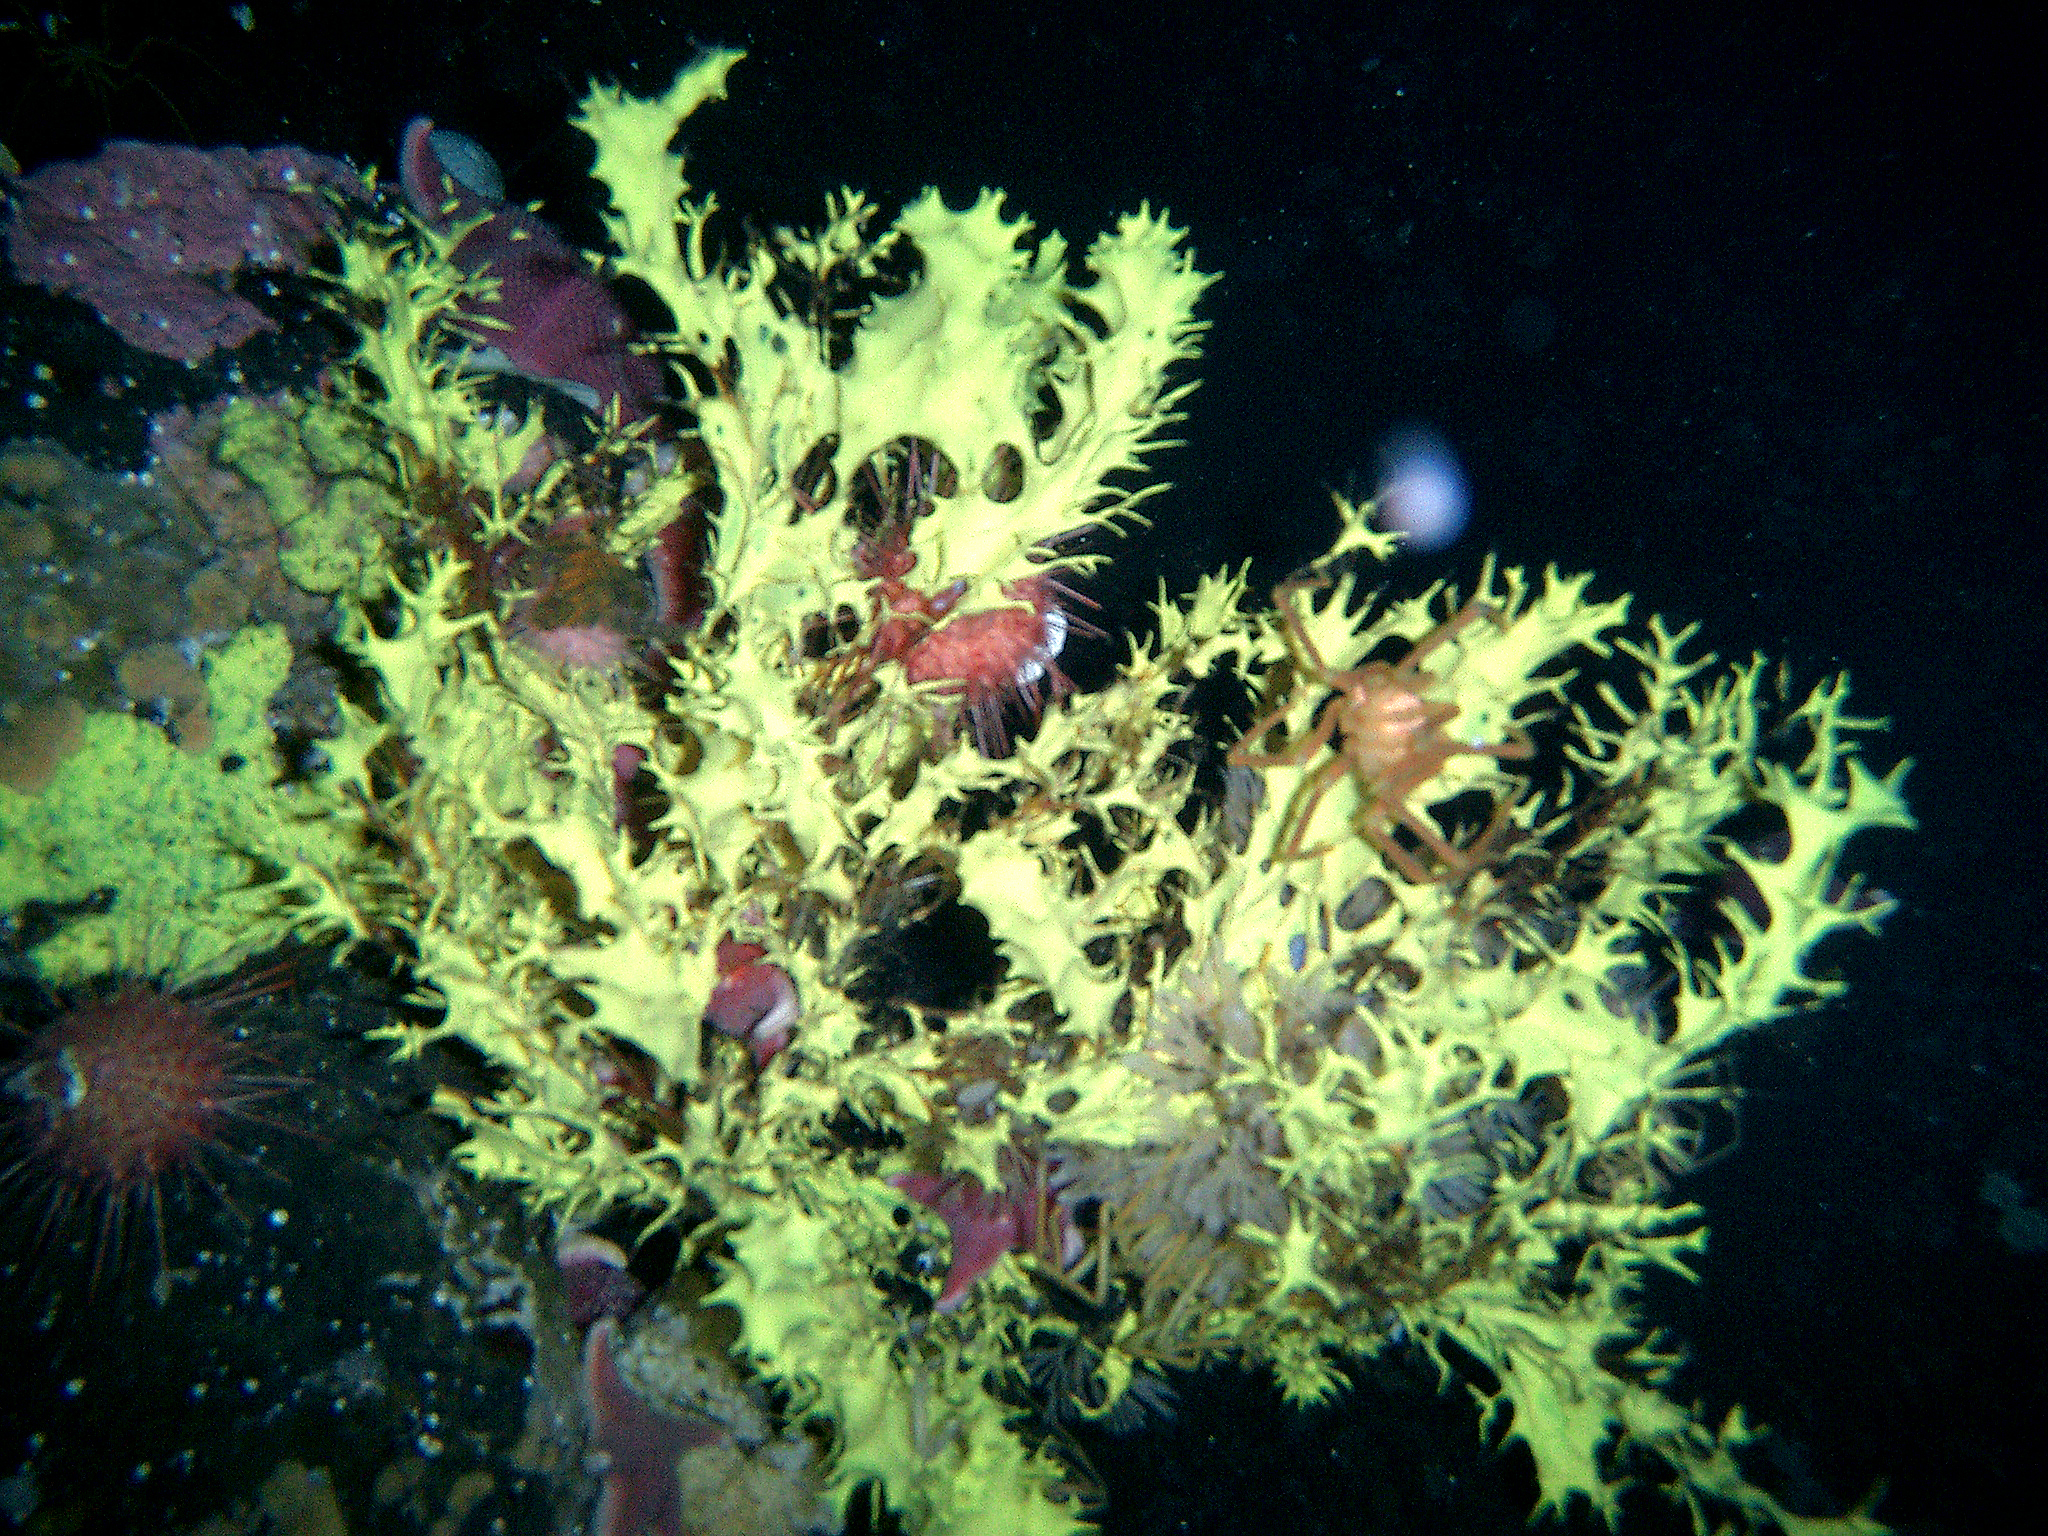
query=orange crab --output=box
[1229,576,1531,881]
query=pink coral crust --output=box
[4,141,365,362]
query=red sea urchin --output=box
[900,575,1085,755]
[1,972,288,1286]
[841,438,1102,754]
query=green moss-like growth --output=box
[0,625,295,984]
[213,391,399,597]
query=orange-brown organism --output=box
[1229,576,1531,881]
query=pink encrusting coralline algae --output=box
[3,140,366,362]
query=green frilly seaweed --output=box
[0,47,1911,1536]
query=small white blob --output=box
[1375,428,1469,552]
